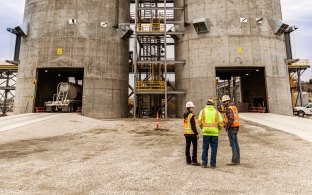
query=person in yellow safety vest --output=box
[183,101,201,166]
[198,98,223,169]
[222,95,241,166]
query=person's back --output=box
[198,99,223,168]
[199,105,223,137]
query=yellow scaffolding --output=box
[137,18,165,32]
[136,81,165,91]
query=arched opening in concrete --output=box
[216,67,268,113]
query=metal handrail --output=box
[136,81,165,91]
[137,23,165,32]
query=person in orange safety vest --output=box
[222,95,241,166]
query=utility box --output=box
[120,25,134,40]
[274,20,289,35]
[192,18,209,34]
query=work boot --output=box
[226,162,239,166]
[210,165,217,169]
[201,164,208,168]
[186,162,192,165]
[192,162,201,166]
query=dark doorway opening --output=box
[216,67,268,113]
[35,68,84,112]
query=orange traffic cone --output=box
[155,112,160,130]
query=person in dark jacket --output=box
[183,101,201,166]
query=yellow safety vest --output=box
[199,106,222,136]
[183,113,195,135]
[201,109,219,128]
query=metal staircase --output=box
[131,0,186,118]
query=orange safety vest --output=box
[201,109,219,128]
[224,106,240,127]
[183,113,195,135]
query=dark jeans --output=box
[201,136,219,167]
[227,128,240,164]
[185,136,198,163]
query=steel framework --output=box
[0,63,17,115]
[131,0,186,118]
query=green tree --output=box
[310,79,312,84]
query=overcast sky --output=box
[0,0,311,81]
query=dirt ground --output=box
[0,117,312,194]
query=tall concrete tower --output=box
[15,0,130,118]
[175,0,293,116]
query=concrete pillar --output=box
[175,0,292,116]
[15,0,130,118]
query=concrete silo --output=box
[175,0,293,116]
[15,0,130,118]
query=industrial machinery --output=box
[45,82,82,112]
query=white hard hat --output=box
[186,101,195,108]
[222,95,231,102]
[207,98,214,104]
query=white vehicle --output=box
[294,103,312,117]
[45,82,82,112]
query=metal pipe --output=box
[14,35,21,62]
[2,71,10,114]
[298,70,303,106]
[284,33,293,60]
[184,0,189,26]
[113,0,120,28]
[164,0,168,118]
[133,0,139,119]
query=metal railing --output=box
[136,81,165,91]
[137,23,165,32]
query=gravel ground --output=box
[0,117,312,194]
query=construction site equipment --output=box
[155,112,160,130]
[249,107,266,113]
[45,82,82,112]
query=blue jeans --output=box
[201,136,218,167]
[227,128,240,163]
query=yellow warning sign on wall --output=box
[56,48,63,55]
[237,47,244,54]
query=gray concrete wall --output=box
[15,0,130,118]
[175,0,292,116]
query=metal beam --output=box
[133,0,139,119]
[164,0,168,118]
[138,7,184,10]
[137,31,185,36]
[137,60,185,64]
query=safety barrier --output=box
[136,81,165,91]
[35,107,45,113]
[137,23,165,32]
[249,107,266,113]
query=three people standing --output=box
[183,95,241,168]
